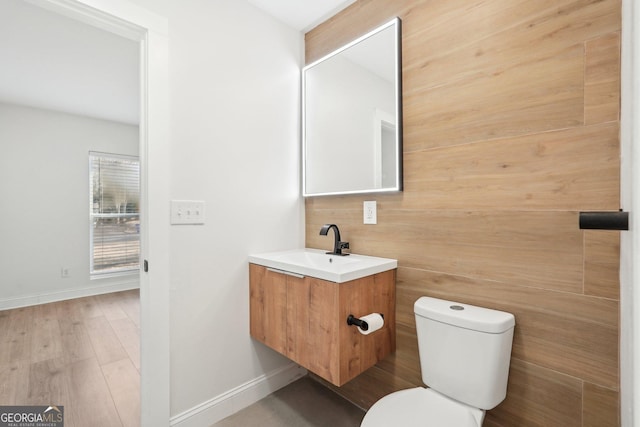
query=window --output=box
[89,152,140,277]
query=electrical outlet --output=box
[61,267,70,278]
[171,200,206,225]
[363,201,377,224]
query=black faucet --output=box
[319,224,350,256]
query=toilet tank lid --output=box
[414,297,515,334]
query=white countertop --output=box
[248,248,397,283]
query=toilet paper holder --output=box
[347,313,383,331]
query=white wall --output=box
[124,0,168,18]
[167,0,305,421]
[0,102,139,308]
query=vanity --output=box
[249,249,397,386]
[249,16,403,387]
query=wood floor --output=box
[0,289,140,427]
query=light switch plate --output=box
[364,201,377,224]
[171,200,205,225]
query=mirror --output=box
[302,18,402,197]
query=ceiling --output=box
[0,0,354,126]
[0,0,139,125]
[247,0,355,32]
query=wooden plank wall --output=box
[304,0,622,425]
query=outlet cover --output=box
[364,201,377,224]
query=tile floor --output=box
[212,376,365,427]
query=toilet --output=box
[361,296,515,427]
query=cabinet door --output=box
[287,276,339,384]
[249,264,287,354]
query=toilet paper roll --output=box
[358,313,384,335]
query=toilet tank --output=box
[414,297,515,410]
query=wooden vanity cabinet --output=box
[249,263,396,386]
[248,264,290,355]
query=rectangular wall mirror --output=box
[302,17,403,197]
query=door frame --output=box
[26,0,171,425]
[621,0,638,425]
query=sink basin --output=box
[248,248,397,283]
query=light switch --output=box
[171,200,205,225]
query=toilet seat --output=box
[361,387,483,427]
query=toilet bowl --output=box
[361,297,515,427]
[361,387,484,427]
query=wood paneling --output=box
[403,43,584,150]
[403,124,620,210]
[585,32,621,125]
[375,323,421,386]
[583,382,620,427]
[585,230,621,299]
[310,210,585,292]
[305,0,621,424]
[402,0,620,94]
[487,358,583,427]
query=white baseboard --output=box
[170,363,307,427]
[0,279,140,310]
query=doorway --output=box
[0,0,169,425]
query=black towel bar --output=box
[579,211,629,231]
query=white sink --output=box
[248,248,397,283]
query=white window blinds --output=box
[89,152,140,276]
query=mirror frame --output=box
[302,17,403,197]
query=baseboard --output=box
[0,279,140,310]
[169,363,307,427]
